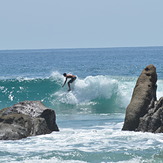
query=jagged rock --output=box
[0,101,59,140]
[122,64,157,131]
[136,97,163,133]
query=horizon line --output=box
[0,45,163,52]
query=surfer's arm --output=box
[62,78,67,87]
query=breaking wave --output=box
[0,71,162,114]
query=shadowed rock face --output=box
[136,97,163,133]
[122,64,157,131]
[0,101,59,140]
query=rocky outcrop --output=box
[0,101,59,140]
[136,97,163,133]
[122,64,157,131]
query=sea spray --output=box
[157,80,163,100]
[48,73,137,113]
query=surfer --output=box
[62,73,77,91]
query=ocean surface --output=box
[0,46,163,163]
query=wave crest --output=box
[1,72,162,114]
[51,74,136,113]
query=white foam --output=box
[1,123,162,161]
[51,71,64,85]
[11,158,86,163]
[54,91,78,104]
[52,75,136,108]
[50,74,163,112]
[74,76,118,101]
[157,80,163,100]
[8,91,14,101]
[0,114,163,162]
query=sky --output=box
[0,0,163,50]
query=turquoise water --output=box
[0,47,163,162]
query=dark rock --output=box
[136,97,163,133]
[122,64,157,131]
[0,101,59,140]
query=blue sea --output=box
[0,47,163,163]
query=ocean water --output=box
[0,46,163,163]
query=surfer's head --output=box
[63,73,67,77]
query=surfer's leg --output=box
[68,77,76,91]
[68,82,71,91]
